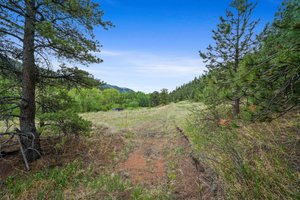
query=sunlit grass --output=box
[81,101,195,132]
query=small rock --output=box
[121,171,130,179]
[144,148,152,157]
[147,132,156,137]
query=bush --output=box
[39,110,91,136]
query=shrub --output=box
[39,110,91,136]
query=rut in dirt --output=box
[118,132,167,185]
[117,127,214,199]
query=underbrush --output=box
[186,106,299,199]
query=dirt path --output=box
[1,103,214,199]
[118,133,167,185]
[104,104,214,199]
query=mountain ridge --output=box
[102,84,134,93]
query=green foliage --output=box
[170,77,204,102]
[68,87,151,112]
[128,91,151,107]
[159,88,169,105]
[39,110,92,136]
[0,76,20,121]
[1,160,81,199]
[0,0,111,155]
[102,84,134,93]
[68,87,103,112]
[0,0,112,66]
[150,91,160,107]
[37,87,74,114]
[175,3,300,198]
[36,86,92,136]
[171,0,300,121]
[238,0,300,120]
[148,89,172,106]
[199,0,259,116]
[102,88,122,107]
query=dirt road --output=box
[1,102,213,199]
[83,102,213,199]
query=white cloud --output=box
[39,49,205,92]
[99,50,125,57]
[97,49,206,77]
[84,49,206,92]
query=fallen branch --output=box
[0,130,39,171]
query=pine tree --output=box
[159,88,169,105]
[0,0,111,161]
[241,0,300,120]
[150,91,160,107]
[200,0,259,116]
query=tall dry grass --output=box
[186,106,299,199]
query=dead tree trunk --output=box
[20,0,41,162]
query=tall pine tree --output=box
[200,0,259,116]
[0,0,111,161]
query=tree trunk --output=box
[20,0,41,162]
[232,11,241,117]
[233,98,240,117]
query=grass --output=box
[1,158,173,199]
[81,101,193,130]
[185,105,300,199]
[3,101,296,199]
[1,102,194,199]
[2,160,81,199]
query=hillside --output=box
[102,84,134,93]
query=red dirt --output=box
[118,137,166,185]
[116,125,216,198]
[117,130,214,199]
[119,150,165,184]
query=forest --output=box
[0,0,299,199]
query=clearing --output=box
[0,102,213,199]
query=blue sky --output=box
[86,0,282,93]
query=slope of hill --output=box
[102,84,134,93]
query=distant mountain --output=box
[102,84,134,93]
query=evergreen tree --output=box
[150,91,160,107]
[200,0,259,116]
[159,88,169,105]
[169,76,205,102]
[0,0,111,161]
[241,0,300,120]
